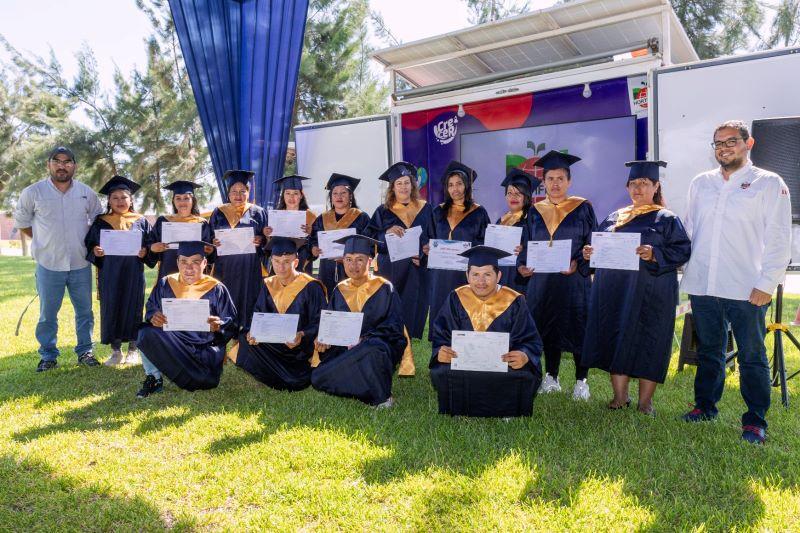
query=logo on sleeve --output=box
[740,182,751,189]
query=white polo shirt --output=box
[13,178,103,271]
[681,161,792,301]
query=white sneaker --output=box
[539,373,561,393]
[104,349,124,366]
[572,379,591,401]
[124,348,141,366]
[375,397,395,410]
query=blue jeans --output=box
[140,353,162,379]
[35,264,94,361]
[689,295,771,429]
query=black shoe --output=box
[36,359,58,372]
[681,407,717,422]
[136,375,164,398]
[741,425,766,444]
[77,352,100,367]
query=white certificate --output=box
[317,228,357,259]
[317,310,364,347]
[450,330,510,372]
[161,222,201,249]
[250,312,300,343]
[162,298,210,332]
[590,232,641,271]
[484,224,522,266]
[427,239,471,271]
[526,239,572,273]
[215,227,255,256]
[267,209,307,238]
[385,226,422,262]
[99,229,142,256]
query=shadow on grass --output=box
[0,453,194,531]
[2,347,798,530]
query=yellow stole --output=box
[166,273,219,299]
[264,273,319,313]
[305,209,317,227]
[442,203,480,239]
[533,197,586,242]
[217,202,253,228]
[455,285,520,332]
[613,204,662,230]
[322,208,362,231]
[100,212,143,230]
[499,210,524,226]
[166,214,206,224]
[336,275,386,312]
[390,200,426,228]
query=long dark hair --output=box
[506,182,532,220]
[172,195,200,215]
[327,186,358,210]
[440,172,473,221]
[104,190,135,214]
[277,188,310,210]
[652,180,665,206]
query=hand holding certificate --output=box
[450,330,509,372]
[427,239,471,271]
[317,310,363,346]
[267,210,307,238]
[162,298,210,332]
[589,232,641,270]
[161,222,201,248]
[526,239,572,273]
[215,227,256,256]
[484,225,522,266]
[100,229,143,256]
[317,228,357,259]
[385,226,422,262]
[250,313,300,343]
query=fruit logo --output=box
[632,86,648,110]
[506,141,564,200]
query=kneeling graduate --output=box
[230,237,326,390]
[136,241,238,398]
[311,234,407,408]
[430,246,543,417]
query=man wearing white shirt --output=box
[681,121,792,444]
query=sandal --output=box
[608,398,632,410]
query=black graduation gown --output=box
[430,286,543,417]
[84,214,152,345]
[308,208,371,295]
[311,276,407,405]
[494,212,528,293]
[209,203,268,330]
[519,200,597,355]
[429,204,491,339]
[581,208,691,383]
[232,273,326,391]
[137,275,238,391]
[367,201,435,338]
[147,215,215,279]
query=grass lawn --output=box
[1,255,800,531]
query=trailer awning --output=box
[372,0,697,94]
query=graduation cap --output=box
[48,146,76,162]
[223,169,255,190]
[99,175,141,195]
[501,168,540,191]
[442,160,477,183]
[533,150,582,172]
[176,240,214,258]
[274,175,309,191]
[164,180,201,195]
[326,173,360,191]
[379,162,417,183]
[268,237,304,256]
[459,245,511,268]
[625,160,668,182]
[332,234,378,257]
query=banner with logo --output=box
[400,75,648,222]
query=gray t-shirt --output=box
[13,178,103,271]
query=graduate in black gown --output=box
[147,180,214,280]
[209,170,268,330]
[517,151,597,400]
[430,246,543,417]
[308,174,371,295]
[263,176,317,275]
[429,161,491,339]
[311,235,408,407]
[85,176,152,367]
[230,238,326,391]
[495,168,538,293]
[581,161,691,415]
[136,241,238,398]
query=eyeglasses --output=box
[711,137,743,149]
[50,159,75,167]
